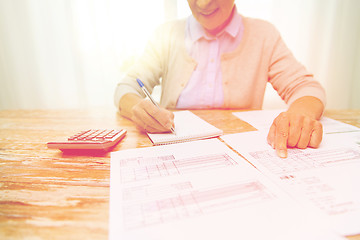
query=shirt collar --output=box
[188,6,242,42]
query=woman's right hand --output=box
[131,98,175,133]
[119,93,175,133]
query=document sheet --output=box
[221,131,360,236]
[109,139,343,240]
[233,109,360,134]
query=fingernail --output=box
[278,149,287,158]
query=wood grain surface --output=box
[1,108,359,240]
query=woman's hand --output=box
[131,99,175,133]
[267,96,325,158]
[119,93,175,133]
[267,111,323,158]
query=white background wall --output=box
[0,0,359,110]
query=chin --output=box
[200,21,219,31]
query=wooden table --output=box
[1,108,359,240]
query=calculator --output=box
[47,129,127,152]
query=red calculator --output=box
[47,129,127,152]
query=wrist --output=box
[119,93,143,119]
[287,96,324,120]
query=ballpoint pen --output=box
[136,78,176,134]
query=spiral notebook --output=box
[147,110,223,145]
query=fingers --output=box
[294,116,323,149]
[296,117,314,149]
[145,104,174,131]
[287,115,302,148]
[309,121,323,148]
[267,113,289,158]
[267,112,323,158]
[131,99,175,133]
[267,124,276,148]
[274,112,290,158]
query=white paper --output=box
[233,109,283,131]
[221,131,360,236]
[109,139,344,240]
[233,109,360,134]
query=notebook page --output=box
[147,111,223,145]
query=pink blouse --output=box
[176,9,244,109]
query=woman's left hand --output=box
[267,111,323,158]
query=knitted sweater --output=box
[114,17,326,110]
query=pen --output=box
[136,78,176,134]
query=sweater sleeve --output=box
[267,25,326,107]
[114,24,167,109]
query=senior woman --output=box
[114,0,325,158]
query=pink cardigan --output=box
[114,17,326,110]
